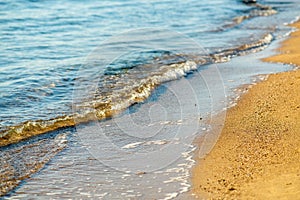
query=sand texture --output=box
[192,21,300,199]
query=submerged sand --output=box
[192,21,300,199]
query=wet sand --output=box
[192,21,300,199]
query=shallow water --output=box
[1,0,300,199]
[2,42,294,199]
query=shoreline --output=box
[192,21,300,199]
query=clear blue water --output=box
[1,0,299,130]
[0,0,300,199]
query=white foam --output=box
[121,142,144,149]
[162,192,179,200]
[121,140,168,149]
[144,140,168,145]
[163,176,185,184]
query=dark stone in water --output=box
[242,0,257,4]
[136,171,146,175]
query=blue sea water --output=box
[0,0,300,199]
[1,0,299,130]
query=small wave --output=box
[121,140,168,149]
[216,1,277,31]
[0,33,274,147]
[0,116,75,146]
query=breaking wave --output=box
[0,33,273,147]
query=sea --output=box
[0,0,299,199]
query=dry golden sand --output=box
[192,21,300,199]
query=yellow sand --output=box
[192,21,300,199]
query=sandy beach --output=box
[192,21,300,199]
